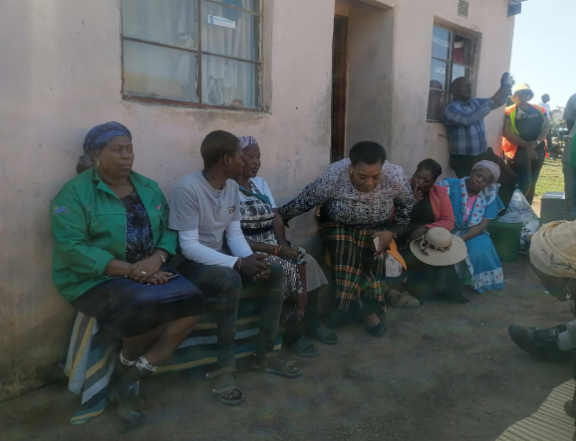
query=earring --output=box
[96,160,100,167]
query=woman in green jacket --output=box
[50,122,205,426]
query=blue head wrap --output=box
[80,122,132,167]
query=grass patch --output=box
[534,158,564,198]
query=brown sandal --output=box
[206,366,244,405]
[250,352,302,378]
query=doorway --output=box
[331,15,349,163]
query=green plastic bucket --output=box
[488,219,523,263]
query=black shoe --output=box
[444,291,470,304]
[109,383,144,426]
[108,366,150,425]
[366,321,386,338]
[508,324,569,361]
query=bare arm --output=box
[537,116,551,143]
[272,210,289,246]
[460,218,491,242]
[246,239,276,255]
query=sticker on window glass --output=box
[207,15,236,29]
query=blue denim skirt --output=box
[71,267,204,338]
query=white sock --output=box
[135,355,158,373]
[119,351,136,366]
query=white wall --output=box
[0,0,335,400]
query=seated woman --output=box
[398,159,467,303]
[236,136,331,355]
[437,160,505,293]
[50,122,205,426]
[278,141,414,337]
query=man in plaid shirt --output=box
[444,76,518,208]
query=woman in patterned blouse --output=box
[278,142,414,337]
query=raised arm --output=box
[443,99,495,126]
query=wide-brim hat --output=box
[513,83,534,99]
[410,227,467,267]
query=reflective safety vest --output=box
[501,104,546,159]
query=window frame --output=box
[120,0,263,112]
[426,24,476,123]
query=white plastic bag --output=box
[519,220,540,253]
[506,190,537,218]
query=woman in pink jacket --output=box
[399,159,468,303]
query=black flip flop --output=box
[366,321,386,338]
[313,325,339,345]
[289,336,320,358]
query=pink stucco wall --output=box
[0,0,514,399]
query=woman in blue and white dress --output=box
[437,160,505,293]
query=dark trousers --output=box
[450,147,518,209]
[506,145,546,205]
[401,249,463,302]
[177,261,284,369]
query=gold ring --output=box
[141,271,148,276]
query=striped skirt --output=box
[319,222,388,311]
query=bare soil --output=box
[1,257,573,441]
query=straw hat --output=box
[530,221,576,279]
[410,227,467,267]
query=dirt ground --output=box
[2,257,574,441]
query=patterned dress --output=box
[120,191,154,263]
[239,180,305,322]
[278,159,414,310]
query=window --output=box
[427,25,473,122]
[121,0,261,110]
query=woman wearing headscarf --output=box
[502,83,551,204]
[437,160,505,293]
[235,136,331,356]
[278,141,414,337]
[397,159,468,303]
[51,122,205,425]
[508,221,576,437]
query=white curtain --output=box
[122,0,257,106]
[123,0,198,101]
[202,0,256,108]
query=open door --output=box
[331,15,349,163]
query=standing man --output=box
[540,94,553,157]
[563,93,576,219]
[169,130,302,406]
[540,94,551,117]
[444,75,518,208]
